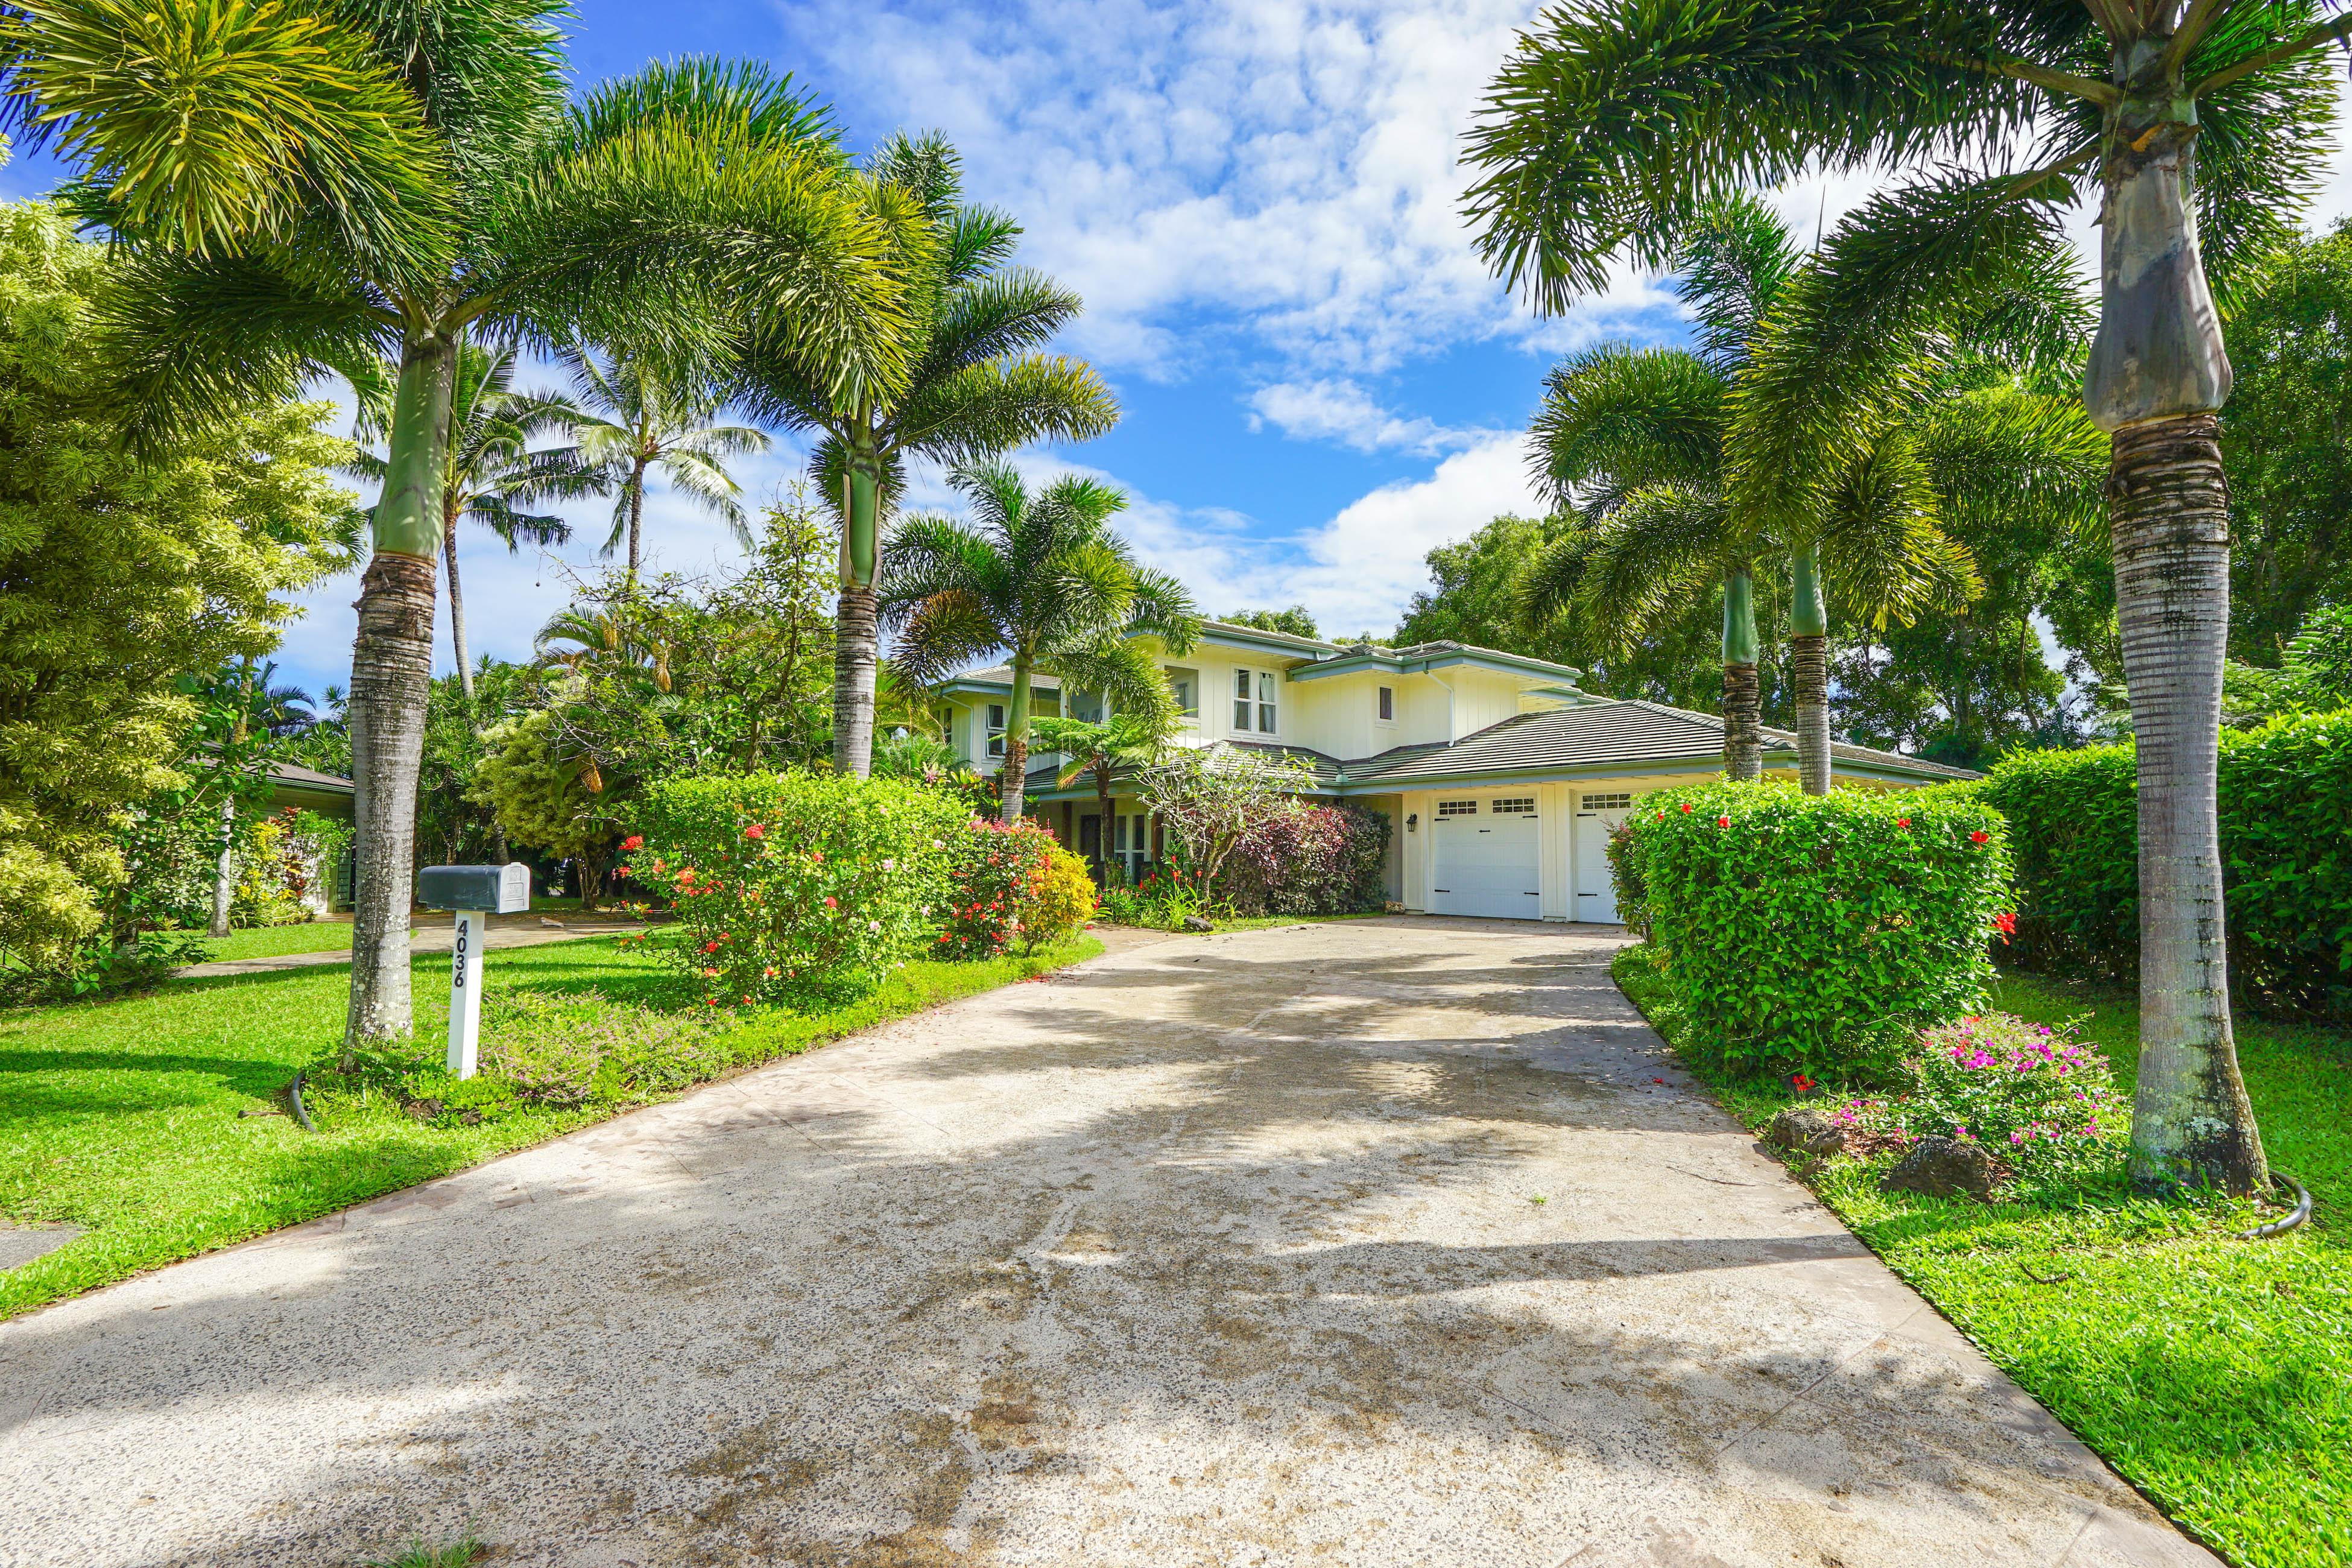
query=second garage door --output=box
[1430,797,1541,918]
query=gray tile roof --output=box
[1342,701,1978,785]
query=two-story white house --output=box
[935,620,1974,923]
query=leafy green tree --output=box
[472,703,621,908]
[200,658,319,937]
[350,342,584,701]
[732,133,1119,779]
[1462,0,2350,1191]
[1030,709,1178,884]
[882,461,1200,821]
[0,201,352,979]
[7,22,918,1049]
[1224,605,1319,639]
[563,344,770,580]
[2220,223,2352,660]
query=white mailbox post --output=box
[416,863,531,1079]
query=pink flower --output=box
[744,823,766,841]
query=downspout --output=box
[1427,668,1459,742]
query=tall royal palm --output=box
[5,18,915,1049]
[882,461,1199,821]
[733,133,1120,780]
[563,346,770,580]
[1462,0,2341,1195]
[349,343,584,702]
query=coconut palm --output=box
[881,461,1198,822]
[5,26,918,1050]
[1462,0,2339,1195]
[1030,708,1180,884]
[561,346,770,579]
[349,343,585,702]
[732,133,1121,780]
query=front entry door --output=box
[1573,791,1633,923]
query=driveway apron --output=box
[0,919,2214,1567]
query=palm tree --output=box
[349,343,584,703]
[732,133,1121,779]
[881,461,1200,821]
[1519,199,1980,782]
[6,31,918,1051]
[1461,0,2336,1195]
[201,658,315,938]
[562,346,770,579]
[1030,708,1180,884]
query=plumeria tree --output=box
[1134,748,1319,912]
[1461,0,2345,1192]
[4,21,918,1050]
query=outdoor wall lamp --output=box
[1406,812,1418,832]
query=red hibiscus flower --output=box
[701,940,719,953]
[1895,818,1910,828]
[823,896,838,908]
[1789,1073,1816,1093]
[1680,803,1693,814]
[1716,815,1731,827]
[621,835,643,852]
[744,823,766,840]
[1970,830,1990,844]
[1992,911,2017,941]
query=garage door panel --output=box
[1432,808,1541,919]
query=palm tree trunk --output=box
[1094,761,1115,885]
[627,463,647,581]
[1791,545,1830,794]
[207,797,236,938]
[832,583,879,777]
[999,653,1032,821]
[2085,87,2264,1197]
[831,444,883,777]
[2109,415,2266,1193]
[1722,567,1762,781]
[345,328,455,1051]
[443,522,474,704]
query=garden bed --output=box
[0,931,1099,1320]
[1614,944,2351,1568]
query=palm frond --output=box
[1576,484,1739,651]
[1529,346,1727,510]
[887,353,1120,466]
[1678,192,1803,372]
[1816,431,1981,628]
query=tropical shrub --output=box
[1218,803,1391,917]
[481,989,730,1107]
[632,771,967,1006]
[1135,749,1320,908]
[1824,1013,2120,1180]
[936,819,1095,958]
[1623,780,2012,1075]
[1979,713,2352,1019]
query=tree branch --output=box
[2192,8,2352,96]
[1930,48,2122,106]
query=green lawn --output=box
[188,920,362,963]
[0,932,1100,1319]
[1614,947,2351,1568]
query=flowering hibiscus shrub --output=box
[936,819,1096,957]
[1823,1012,2119,1178]
[1217,802,1390,917]
[1620,780,2013,1076]
[633,771,967,1006]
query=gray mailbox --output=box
[419,862,531,914]
[418,862,530,1079]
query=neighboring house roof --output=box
[935,626,1584,695]
[267,759,356,818]
[1345,701,1977,787]
[270,760,355,794]
[937,666,1061,698]
[1020,699,1974,800]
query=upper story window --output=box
[1233,668,1279,734]
[984,703,1007,758]
[1376,684,1394,723]
[1165,666,1199,721]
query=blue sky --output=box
[11,0,2352,700]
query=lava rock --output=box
[1766,1107,1847,1157]
[1180,915,1215,932]
[1879,1136,1999,1200]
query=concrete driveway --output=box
[0,919,2211,1568]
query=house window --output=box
[1581,792,1632,811]
[1492,797,1536,815]
[1069,688,1105,723]
[1257,670,1278,733]
[985,703,1007,759]
[1377,684,1394,723]
[1233,668,1252,730]
[1437,799,1478,818]
[1165,666,1199,719]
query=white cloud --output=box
[1246,378,1482,454]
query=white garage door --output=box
[1432,797,1541,918]
[1573,791,1633,923]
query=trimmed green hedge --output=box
[1979,712,2352,1019]
[1620,780,2012,1076]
